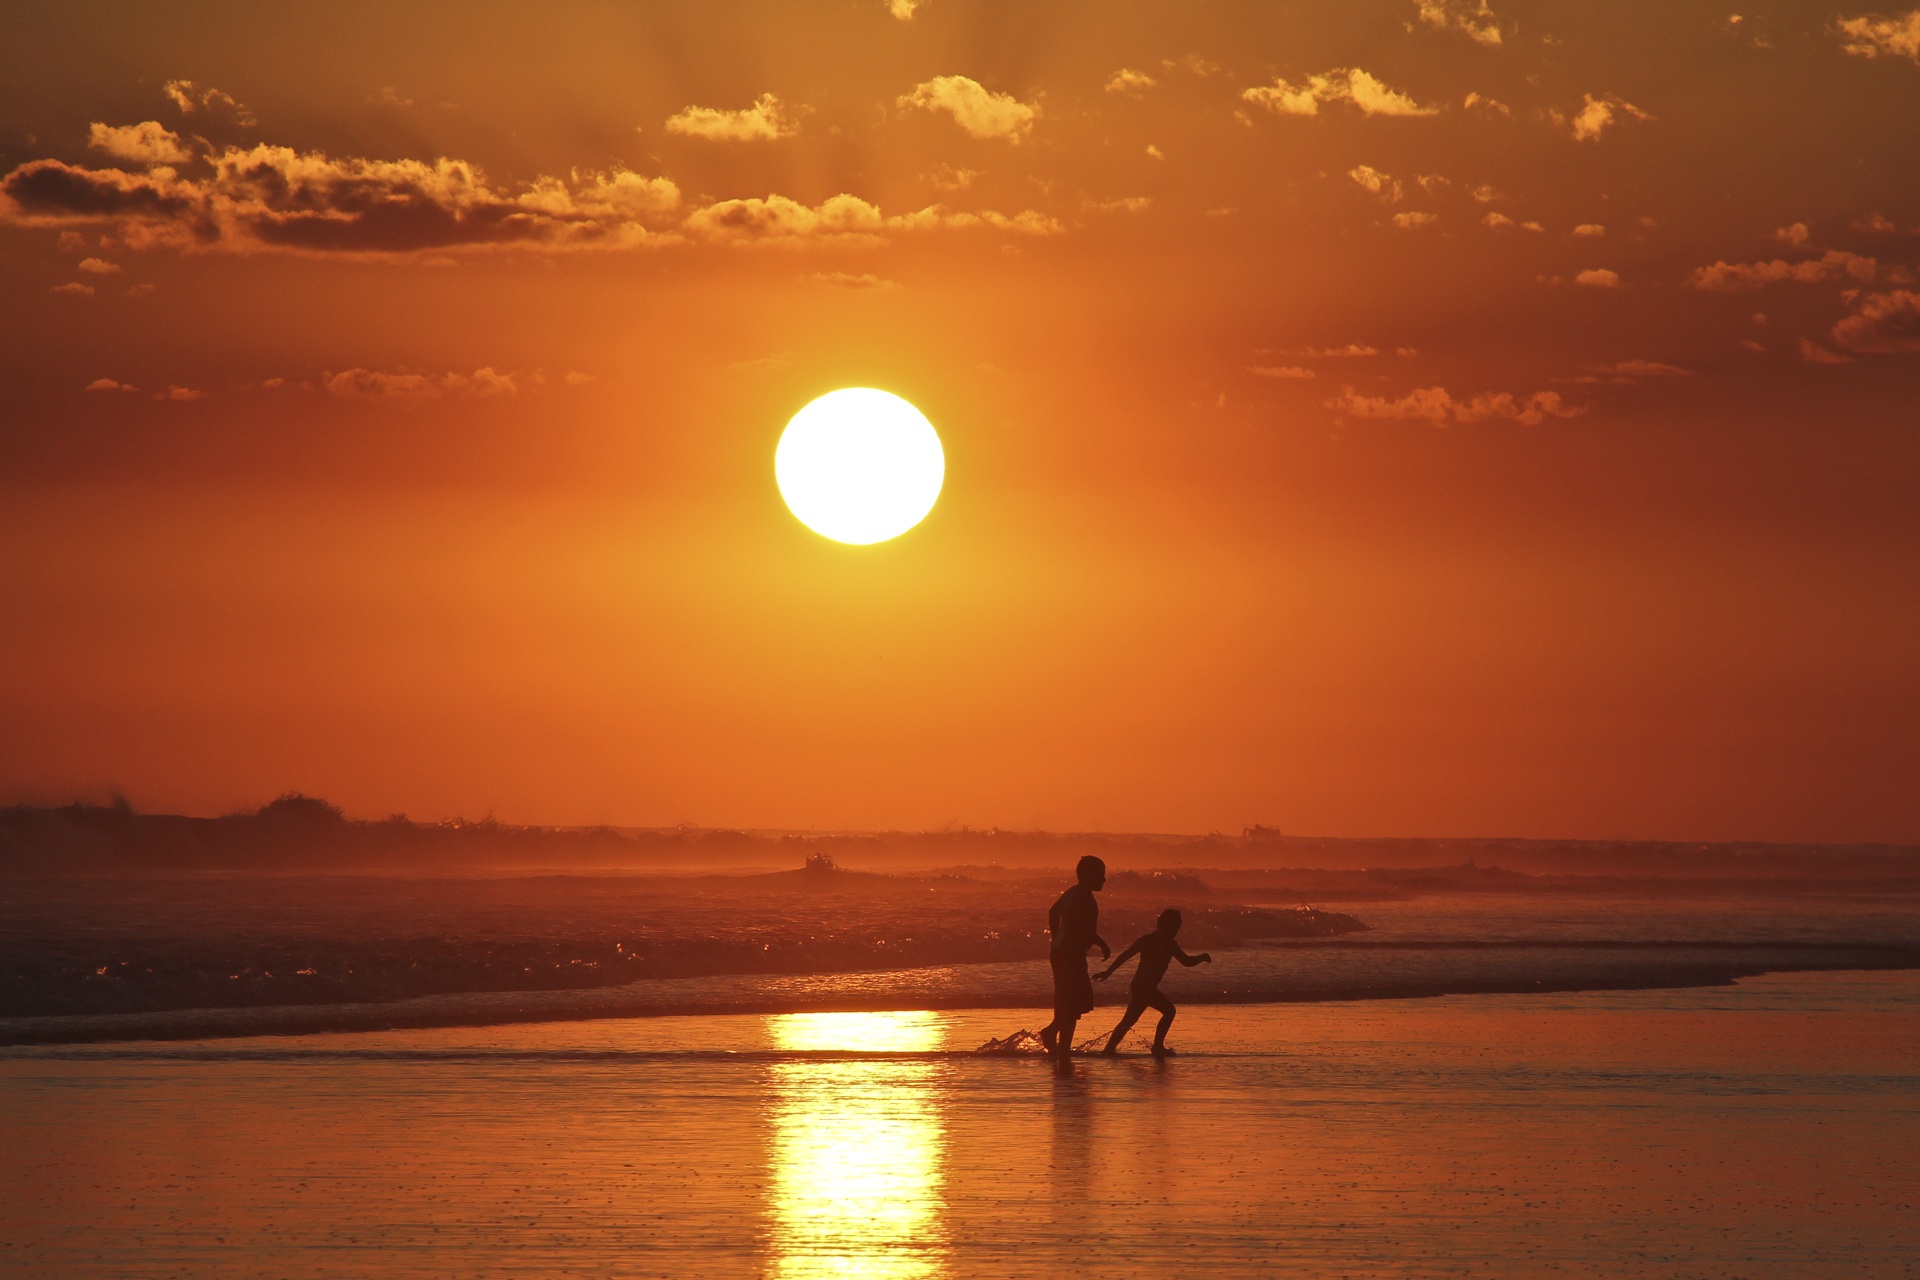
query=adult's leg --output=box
[1103,996,1149,1053]
[1146,991,1177,1054]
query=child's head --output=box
[1156,908,1182,935]
[1076,855,1107,890]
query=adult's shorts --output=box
[1050,950,1094,1019]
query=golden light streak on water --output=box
[765,1012,950,1279]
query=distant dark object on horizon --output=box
[1,796,1917,885]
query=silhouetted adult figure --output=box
[1039,855,1109,1067]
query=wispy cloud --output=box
[1688,250,1878,290]
[1574,268,1620,287]
[162,80,254,126]
[1569,93,1652,142]
[1831,289,1920,352]
[1798,337,1854,364]
[1244,69,1438,118]
[898,76,1037,141]
[809,271,901,290]
[1105,69,1157,96]
[1248,365,1316,378]
[665,93,803,142]
[324,367,521,401]
[886,0,926,20]
[84,377,138,393]
[681,193,1059,246]
[1836,9,1920,61]
[1415,0,1502,45]
[51,281,94,296]
[1329,385,1585,426]
[1348,165,1402,202]
[1,139,684,257]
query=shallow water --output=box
[8,890,1916,1044]
[3,970,1917,1277]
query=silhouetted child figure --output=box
[1040,855,1109,1064]
[1095,908,1211,1057]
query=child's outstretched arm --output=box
[1095,937,1143,981]
[1173,944,1213,966]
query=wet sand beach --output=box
[4,969,1916,1278]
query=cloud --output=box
[563,371,594,385]
[1163,54,1224,77]
[1798,337,1854,364]
[126,282,155,296]
[898,76,1037,141]
[87,121,192,165]
[366,87,415,108]
[809,271,900,289]
[1569,93,1652,142]
[1298,344,1381,357]
[887,204,1063,236]
[1775,221,1810,246]
[1248,365,1316,378]
[1573,223,1605,237]
[1836,10,1920,60]
[1,143,683,257]
[1392,211,1438,228]
[683,193,884,244]
[1243,69,1437,118]
[1853,212,1898,232]
[684,193,1058,246]
[1574,359,1692,382]
[1348,164,1402,201]
[1105,69,1157,95]
[162,80,254,126]
[84,377,138,392]
[51,281,94,296]
[158,385,205,401]
[1416,0,1502,45]
[1575,268,1620,287]
[1328,385,1584,425]
[665,93,803,142]
[1463,92,1511,116]
[1688,250,1878,289]
[886,0,925,19]
[3,129,1063,258]
[77,256,122,273]
[1484,212,1542,230]
[1831,289,1920,352]
[325,367,520,401]
[1087,196,1153,213]
[928,164,978,192]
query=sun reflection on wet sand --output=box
[765,1011,949,1279]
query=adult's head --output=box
[1157,907,1182,935]
[1076,855,1107,890]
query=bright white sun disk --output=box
[776,388,945,545]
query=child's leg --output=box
[1102,997,1149,1053]
[1147,991,1176,1053]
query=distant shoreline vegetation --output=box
[2,794,1917,882]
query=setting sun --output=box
[776,389,945,545]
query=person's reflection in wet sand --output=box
[1047,1071,1095,1220]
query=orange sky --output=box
[2,1,1917,840]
